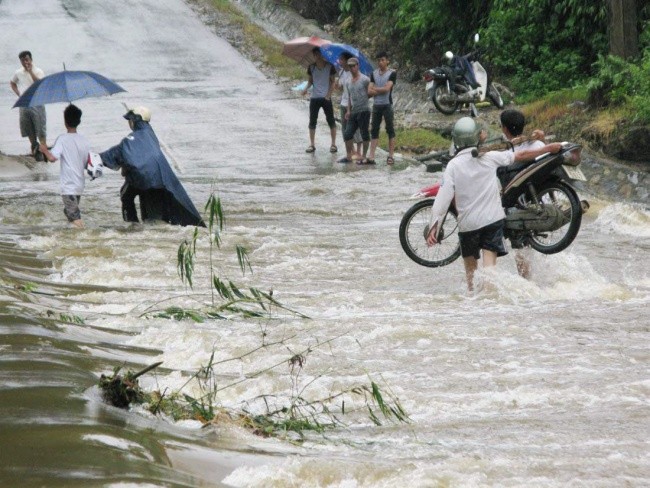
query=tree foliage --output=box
[480,0,608,96]
[337,0,650,100]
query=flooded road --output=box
[1,1,649,487]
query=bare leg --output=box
[388,137,396,159]
[28,135,37,155]
[71,219,84,229]
[309,129,315,148]
[463,256,478,292]
[345,139,354,159]
[482,249,497,268]
[330,126,337,147]
[367,138,379,160]
[354,142,363,160]
[515,250,531,279]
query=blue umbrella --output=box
[319,43,374,76]
[13,69,126,108]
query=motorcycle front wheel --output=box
[432,82,459,115]
[399,199,461,267]
[488,83,504,109]
[528,181,582,254]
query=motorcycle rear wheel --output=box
[432,83,459,115]
[527,181,582,254]
[488,83,504,109]
[399,199,461,267]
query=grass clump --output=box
[204,0,305,81]
[379,127,450,155]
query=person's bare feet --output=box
[72,219,84,229]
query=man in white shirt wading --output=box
[426,117,562,291]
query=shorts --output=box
[62,195,82,222]
[19,106,47,142]
[344,110,370,142]
[308,98,336,130]
[459,219,508,259]
[370,104,395,139]
[339,105,363,144]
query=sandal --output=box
[337,157,353,164]
[329,145,338,153]
[305,145,316,153]
[386,156,395,165]
[357,158,376,165]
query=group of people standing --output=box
[302,47,397,165]
[9,51,204,230]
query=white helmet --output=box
[452,117,480,149]
[123,105,151,122]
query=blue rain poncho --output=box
[100,120,205,227]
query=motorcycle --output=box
[423,34,504,116]
[399,142,588,268]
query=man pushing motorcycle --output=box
[426,117,562,292]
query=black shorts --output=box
[458,219,508,259]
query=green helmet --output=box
[452,117,480,149]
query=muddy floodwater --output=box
[0,1,648,487]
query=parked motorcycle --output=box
[399,142,588,268]
[423,34,504,116]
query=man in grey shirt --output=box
[339,57,371,164]
[302,47,337,154]
[367,51,397,164]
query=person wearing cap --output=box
[338,57,371,164]
[99,106,205,227]
[335,52,363,160]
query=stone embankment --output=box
[199,0,648,206]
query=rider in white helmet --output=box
[427,116,562,291]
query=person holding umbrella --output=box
[302,47,337,154]
[9,51,47,159]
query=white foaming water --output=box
[0,1,648,487]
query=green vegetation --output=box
[338,0,648,97]
[98,192,409,439]
[378,127,450,154]
[100,349,408,439]
[203,0,304,80]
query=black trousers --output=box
[120,182,167,223]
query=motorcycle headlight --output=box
[562,146,582,166]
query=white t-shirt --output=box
[430,147,515,232]
[50,132,91,195]
[10,66,45,95]
[515,139,545,151]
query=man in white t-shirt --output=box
[427,117,561,291]
[10,51,47,158]
[40,104,91,229]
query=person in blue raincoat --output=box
[99,106,205,227]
